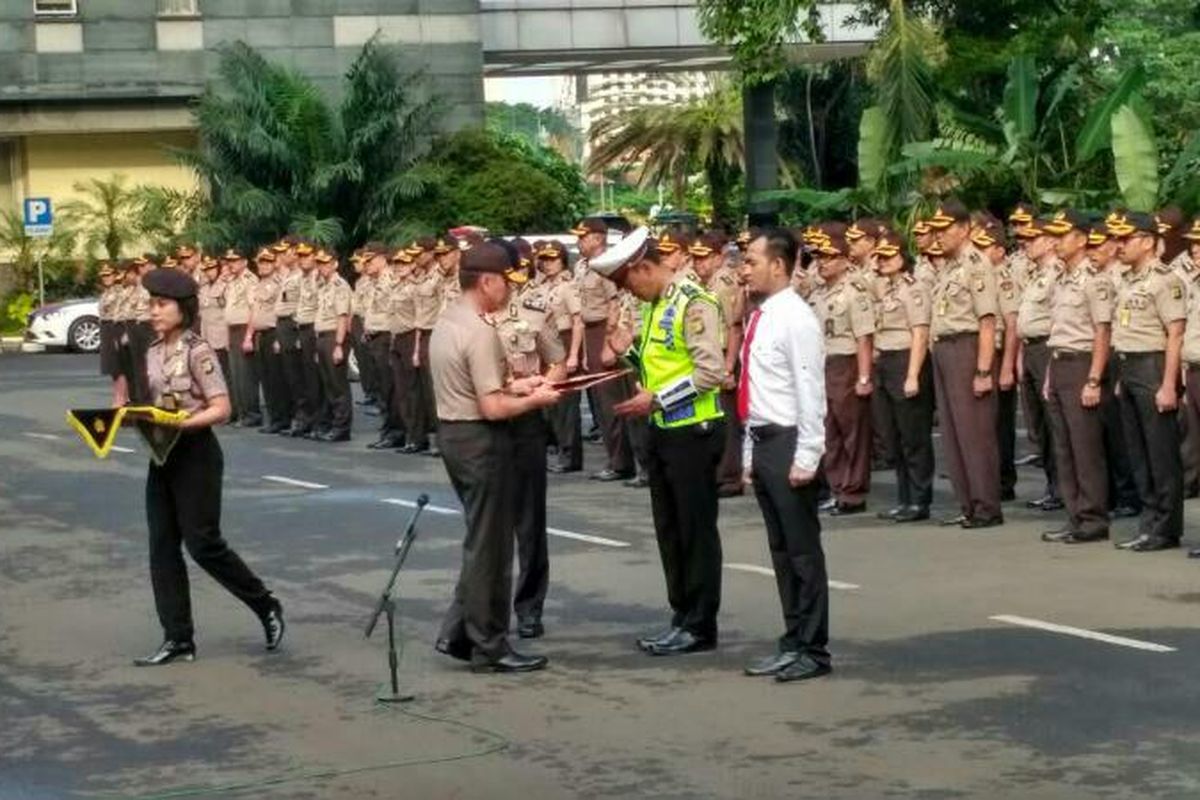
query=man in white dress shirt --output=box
[738,229,832,683]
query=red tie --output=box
[737,308,762,423]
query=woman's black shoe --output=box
[261,601,286,651]
[133,640,196,667]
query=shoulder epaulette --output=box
[902,273,915,284]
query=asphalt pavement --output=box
[2,352,1200,799]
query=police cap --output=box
[143,267,198,300]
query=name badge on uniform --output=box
[824,318,834,337]
[938,298,949,316]
[1119,306,1131,327]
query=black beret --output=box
[486,237,521,269]
[463,243,517,274]
[143,267,198,300]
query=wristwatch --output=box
[857,376,871,386]
[974,369,991,379]
[1085,376,1101,388]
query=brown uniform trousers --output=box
[874,350,935,509]
[1116,352,1183,542]
[1045,351,1109,537]
[545,329,583,469]
[583,321,633,474]
[1019,338,1059,499]
[390,330,419,444]
[824,354,871,506]
[716,388,743,490]
[932,333,1002,520]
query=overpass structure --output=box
[479,1,878,76]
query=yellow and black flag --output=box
[66,406,189,466]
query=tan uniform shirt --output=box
[365,271,395,333]
[315,274,352,333]
[1008,250,1036,289]
[931,246,999,341]
[98,286,119,322]
[1048,259,1114,353]
[579,269,617,324]
[544,272,582,333]
[251,275,280,330]
[875,274,931,352]
[1016,262,1057,340]
[146,331,228,414]
[1112,260,1187,353]
[275,269,301,318]
[1172,251,1198,299]
[132,284,151,322]
[428,297,508,421]
[914,257,937,292]
[222,271,258,326]
[1184,268,1200,363]
[705,265,743,335]
[352,274,374,319]
[295,271,320,325]
[439,269,462,310]
[494,284,566,379]
[112,285,134,322]
[198,280,229,350]
[412,269,443,330]
[390,275,417,335]
[994,261,1022,345]
[812,277,876,356]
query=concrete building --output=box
[578,71,710,135]
[0,0,486,213]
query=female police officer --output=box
[134,267,284,666]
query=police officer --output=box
[313,248,353,442]
[291,242,327,438]
[361,243,402,450]
[134,267,283,666]
[272,238,305,436]
[220,248,263,428]
[594,229,727,656]
[493,246,567,639]
[390,247,421,451]
[872,233,934,522]
[1041,209,1114,544]
[247,248,290,433]
[1108,212,1186,552]
[411,237,444,456]
[350,249,381,412]
[197,257,231,406]
[431,242,560,673]
[811,231,875,515]
[125,257,156,405]
[97,264,124,404]
[539,240,585,473]
[928,200,1004,528]
[1183,217,1200,557]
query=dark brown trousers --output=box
[1116,352,1182,542]
[583,321,632,473]
[1020,339,1059,498]
[874,350,935,509]
[823,354,871,506]
[390,331,418,442]
[932,333,1001,520]
[545,329,583,469]
[716,388,743,489]
[1046,351,1109,537]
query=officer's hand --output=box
[742,467,753,487]
[903,376,919,398]
[333,344,344,365]
[614,388,654,418]
[242,338,254,354]
[530,385,561,408]
[272,340,281,355]
[566,355,579,374]
[788,466,816,487]
[412,349,421,368]
[1081,385,1101,408]
[721,372,737,391]
[998,368,1015,392]
[509,375,545,396]
[972,373,994,397]
[1155,385,1178,413]
[854,378,874,398]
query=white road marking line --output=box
[263,475,329,490]
[381,498,460,516]
[23,432,61,441]
[989,614,1176,653]
[725,562,860,590]
[547,527,630,548]
[110,445,136,454]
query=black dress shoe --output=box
[517,619,545,639]
[961,515,1004,530]
[1041,529,1079,543]
[829,502,867,517]
[1109,505,1140,519]
[1000,488,1017,502]
[775,654,832,683]
[817,497,838,513]
[876,506,904,521]
[940,513,968,527]
[367,436,402,450]
[283,425,310,437]
[399,442,428,454]
[1116,534,1179,552]
[744,651,801,677]
[362,405,381,417]
[435,638,472,662]
[717,484,744,498]
[1061,531,1109,544]
[319,431,351,442]
[259,423,288,434]
[133,640,196,667]
[624,474,650,489]
[893,506,930,523]
[260,600,285,651]
[1014,453,1042,467]
[647,629,717,656]
[590,469,633,482]
[241,415,263,428]
[636,627,680,652]
[471,651,548,673]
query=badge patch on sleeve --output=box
[200,356,215,375]
[687,315,705,336]
[1172,284,1183,300]
[974,278,985,292]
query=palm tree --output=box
[57,175,142,261]
[0,208,77,295]
[174,36,439,254]
[588,78,744,224]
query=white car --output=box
[24,298,102,353]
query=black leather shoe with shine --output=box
[744,651,801,677]
[471,651,548,673]
[133,640,196,667]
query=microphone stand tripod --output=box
[364,494,428,703]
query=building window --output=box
[158,0,198,16]
[34,0,77,15]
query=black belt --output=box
[1116,351,1163,360]
[935,331,978,342]
[1189,361,1200,371]
[748,423,796,443]
[1051,349,1090,360]
[584,320,606,327]
[317,330,337,338]
[298,321,314,328]
[1023,336,1049,346]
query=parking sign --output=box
[23,197,53,237]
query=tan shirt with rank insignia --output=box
[545,272,582,333]
[1113,260,1187,353]
[315,273,352,333]
[875,274,931,352]
[251,275,280,330]
[275,269,301,318]
[221,271,258,326]
[112,285,134,322]
[931,246,999,341]
[994,260,1022,340]
[132,284,152,322]
[198,281,228,350]
[494,285,566,379]
[1182,268,1200,363]
[1049,259,1113,353]
[913,256,937,292]
[1016,261,1057,340]
[365,271,395,333]
[352,274,374,318]
[147,331,228,414]
[439,269,462,310]
[412,269,444,330]
[812,278,876,357]
[295,272,320,324]
[705,265,744,336]
[579,269,617,324]
[1172,251,1198,299]
[98,285,120,322]
[390,276,417,335]
[429,298,508,422]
